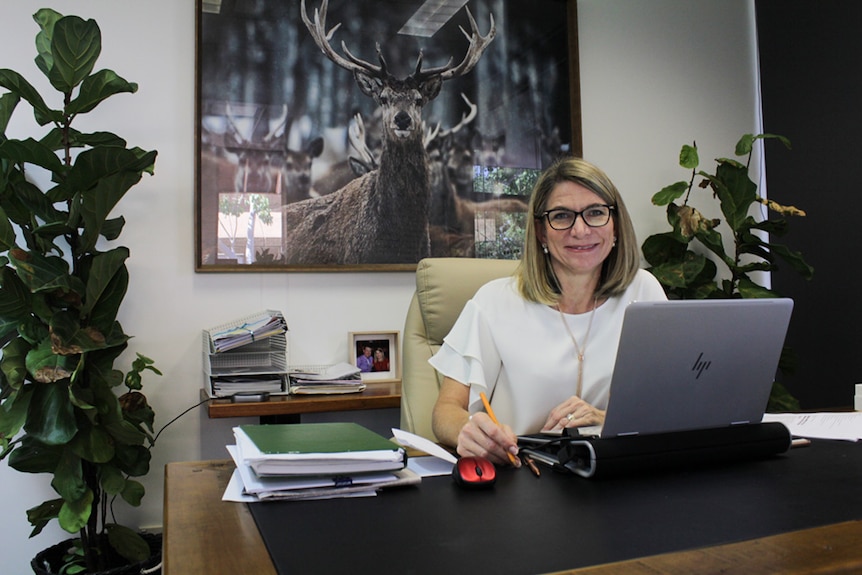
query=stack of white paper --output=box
[224,423,420,503]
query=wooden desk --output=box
[201,381,401,419]
[163,455,862,575]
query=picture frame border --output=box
[194,0,581,272]
[349,331,401,383]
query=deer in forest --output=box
[311,113,380,197]
[426,94,527,257]
[223,103,324,206]
[282,0,495,265]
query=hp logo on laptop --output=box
[692,352,711,379]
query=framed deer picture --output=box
[196,0,580,271]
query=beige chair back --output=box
[400,257,519,441]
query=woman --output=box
[372,348,390,372]
[430,157,666,467]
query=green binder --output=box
[240,422,401,455]
[236,422,406,476]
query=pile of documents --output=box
[288,362,365,395]
[202,310,290,397]
[226,422,420,502]
[207,310,288,353]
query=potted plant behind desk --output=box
[641,134,814,411]
[0,8,163,574]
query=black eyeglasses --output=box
[538,205,615,230]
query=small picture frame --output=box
[349,331,401,382]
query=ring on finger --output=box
[566,413,575,422]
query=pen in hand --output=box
[479,392,521,467]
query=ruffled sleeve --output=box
[428,298,502,410]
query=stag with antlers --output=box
[280,0,495,265]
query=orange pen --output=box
[479,391,520,467]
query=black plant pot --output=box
[30,533,162,575]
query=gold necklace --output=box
[556,297,598,398]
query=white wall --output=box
[0,0,760,571]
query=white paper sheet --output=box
[391,428,458,463]
[762,412,862,441]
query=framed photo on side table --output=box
[349,331,401,382]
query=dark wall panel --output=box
[756,1,862,409]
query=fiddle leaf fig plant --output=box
[0,9,160,573]
[642,134,813,411]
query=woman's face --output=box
[536,180,615,281]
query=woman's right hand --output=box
[456,412,521,467]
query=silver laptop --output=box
[589,298,794,438]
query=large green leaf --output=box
[0,205,18,251]
[99,463,126,495]
[85,342,128,388]
[768,242,815,280]
[651,181,688,206]
[0,266,32,323]
[101,215,126,241]
[648,251,710,289]
[0,386,32,450]
[51,447,87,501]
[67,137,144,192]
[112,443,150,476]
[0,92,20,135]
[2,174,66,228]
[67,69,138,116]
[24,379,77,444]
[0,69,59,126]
[50,309,121,355]
[70,424,115,463]
[712,161,758,230]
[120,479,145,507]
[0,336,30,388]
[58,488,93,533]
[737,277,780,298]
[46,16,101,94]
[82,247,128,317]
[679,143,699,169]
[0,137,65,173]
[33,9,64,77]
[693,226,734,268]
[641,231,687,267]
[26,498,63,538]
[106,523,151,563]
[8,249,75,294]
[8,435,62,473]
[27,336,76,381]
[93,382,147,447]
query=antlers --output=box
[225,103,289,149]
[300,0,495,82]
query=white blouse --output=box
[429,269,667,434]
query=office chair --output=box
[400,257,519,441]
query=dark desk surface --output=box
[164,440,862,575]
[201,381,401,419]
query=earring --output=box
[542,244,549,254]
[613,237,617,248]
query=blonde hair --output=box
[516,156,641,305]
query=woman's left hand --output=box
[541,396,606,432]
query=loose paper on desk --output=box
[392,428,457,477]
[762,412,862,441]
